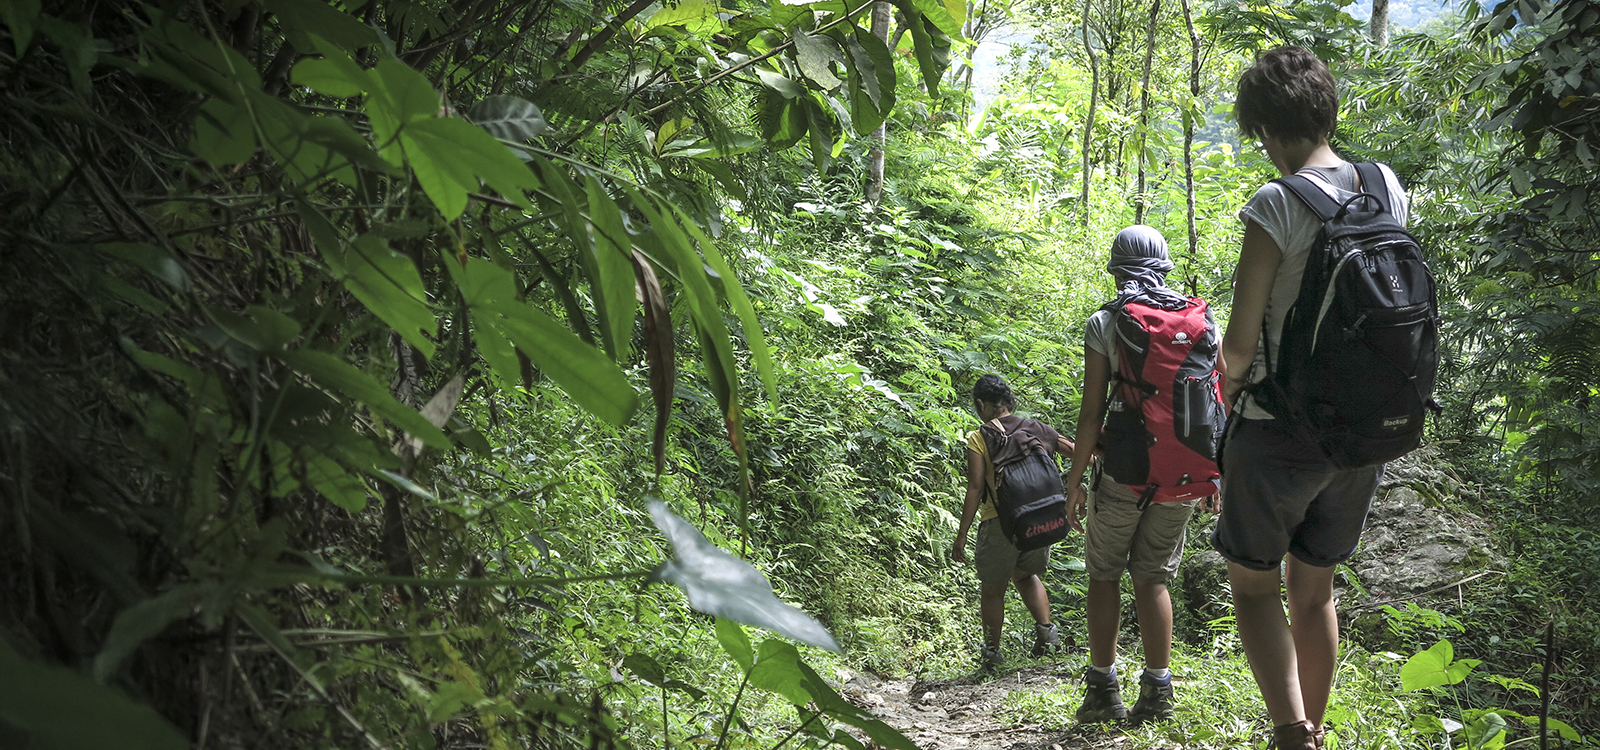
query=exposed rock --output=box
[1346,446,1501,603]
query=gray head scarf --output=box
[1105,225,1190,310]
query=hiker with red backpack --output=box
[1214,47,1437,750]
[1062,225,1226,726]
[951,375,1076,670]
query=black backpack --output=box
[1251,162,1440,468]
[979,417,1070,552]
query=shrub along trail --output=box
[840,665,1123,749]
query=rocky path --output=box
[838,666,1125,750]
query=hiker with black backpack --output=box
[1061,225,1226,727]
[951,375,1076,670]
[1213,47,1437,750]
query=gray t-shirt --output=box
[1084,308,1117,360]
[1235,161,1410,419]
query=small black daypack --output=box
[980,417,1070,552]
[1251,162,1441,468]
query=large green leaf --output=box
[0,638,187,750]
[191,99,258,167]
[401,117,539,219]
[304,450,372,511]
[467,95,548,142]
[647,500,840,652]
[797,661,916,749]
[836,26,896,134]
[279,350,452,450]
[757,89,808,149]
[792,31,845,90]
[344,235,436,358]
[365,57,439,167]
[667,204,776,400]
[748,639,813,704]
[291,57,365,98]
[485,299,640,427]
[1400,639,1479,691]
[92,586,204,683]
[585,176,638,362]
[646,0,722,34]
[715,618,755,671]
[262,0,377,51]
[888,0,952,96]
[1,0,39,54]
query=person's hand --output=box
[950,533,968,564]
[1201,492,1223,515]
[1067,483,1088,533]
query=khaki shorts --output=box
[975,519,1050,586]
[1085,475,1197,584]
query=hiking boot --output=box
[1127,671,1175,725]
[1272,720,1325,750]
[1031,622,1061,657]
[979,644,1004,671]
[1074,667,1126,723]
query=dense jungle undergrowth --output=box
[1,0,1598,747]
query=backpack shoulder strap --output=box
[1273,174,1341,223]
[1354,162,1393,215]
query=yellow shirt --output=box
[965,429,999,522]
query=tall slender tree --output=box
[1080,0,1101,227]
[1371,0,1390,46]
[865,1,893,203]
[1180,0,1200,278]
[1133,0,1161,225]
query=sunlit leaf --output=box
[647,500,839,652]
[748,639,812,704]
[1401,639,1464,691]
[715,617,754,671]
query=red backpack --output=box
[1098,297,1225,508]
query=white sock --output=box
[1091,663,1115,676]
[1145,667,1171,680]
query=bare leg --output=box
[1013,572,1052,626]
[1285,557,1339,727]
[1086,577,1122,669]
[1228,562,1305,726]
[1131,580,1174,670]
[980,580,1009,647]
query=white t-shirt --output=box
[1235,162,1410,419]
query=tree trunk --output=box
[865,1,892,204]
[1181,0,1200,281]
[1133,0,1160,225]
[1080,0,1100,227]
[1371,0,1389,46]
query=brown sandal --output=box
[1273,720,1325,750]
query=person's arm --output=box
[951,447,986,564]
[1056,435,1076,456]
[1221,219,1284,411]
[1065,349,1112,533]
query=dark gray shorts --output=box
[1210,418,1383,571]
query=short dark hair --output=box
[972,374,1015,410]
[1235,46,1338,144]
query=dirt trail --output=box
[838,665,1124,750]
